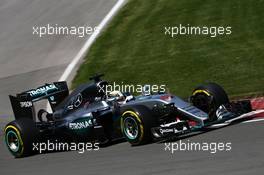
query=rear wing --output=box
[9,82,69,120]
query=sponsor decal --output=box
[69,117,95,130]
[67,94,83,110]
[160,128,174,134]
[159,126,188,135]
[28,84,58,97]
[20,101,33,108]
[74,94,83,107]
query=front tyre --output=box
[5,118,39,158]
[121,106,156,146]
[191,82,229,121]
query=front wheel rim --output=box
[123,116,139,140]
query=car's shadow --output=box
[20,138,127,158]
[21,116,257,158]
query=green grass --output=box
[73,0,264,98]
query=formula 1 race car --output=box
[4,74,252,157]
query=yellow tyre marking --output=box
[121,111,144,142]
[5,125,24,156]
[193,89,211,96]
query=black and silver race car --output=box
[4,74,252,157]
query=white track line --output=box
[208,110,264,128]
[243,118,264,124]
[59,0,125,81]
[225,109,264,123]
[47,0,125,112]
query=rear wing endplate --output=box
[9,81,69,120]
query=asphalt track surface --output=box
[1,1,264,175]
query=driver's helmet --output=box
[108,91,125,102]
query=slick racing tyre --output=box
[191,82,229,121]
[121,106,157,146]
[5,118,39,158]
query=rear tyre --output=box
[191,83,229,121]
[5,118,39,158]
[121,106,156,146]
